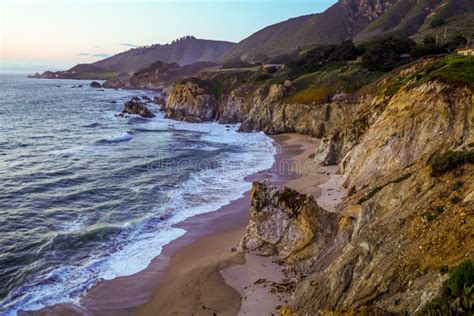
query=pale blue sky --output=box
[0,0,336,72]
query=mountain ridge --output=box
[222,0,474,61]
[92,36,235,72]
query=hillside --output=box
[92,36,234,72]
[222,0,474,61]
[355,0,474,42]
[221,0,400,61]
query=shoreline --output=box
[135,134,332,315]
[28,133,312,315]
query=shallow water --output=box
[0,75,275,315]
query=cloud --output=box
[118,43,138,48]
[77,53,111,58]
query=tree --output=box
[361,37,416,71]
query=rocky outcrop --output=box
[285,164,474,314]
[163,79,217,122]
[90,81,102,88]
[341,81,474,190]
[240,181,352,275]
[103,74,132,89]
[121,97,155,118]
[232,62,473,314]
[101,61,216,91]
[312,136,340,166]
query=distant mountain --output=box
[222,0,474,61]
[221,0,400,61]
[92,36,235,72]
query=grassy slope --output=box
[282,62,385,104]
[380,56,474,97]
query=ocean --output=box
[0,74,275,315]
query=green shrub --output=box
[431,150,474,176]
[445,260,474,299]
[361,36,415,71]
[424,205,445,222]
[420,260,474,314]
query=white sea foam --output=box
[106,132,132,142]
[4,116,276,316]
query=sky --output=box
[0,0,336,73]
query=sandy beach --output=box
[136,133,345,316]
[30,133,344,316]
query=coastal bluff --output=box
[160,57,474,314]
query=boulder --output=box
[121,98,155,118]
[90,81,102,88]
[312,136,339,166]
[239,181,341,268]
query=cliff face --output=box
[164,79,217,122]
[164,58,474,314]
[342,80,474,190]
[239,78,473,313]
[286,163,474,314]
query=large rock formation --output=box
[121,97,155,118]
[231,59,473,314]
[240,181,352,274]
[163,79,217,122]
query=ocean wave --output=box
[95,132,132,144]
[81,122,101,128]
[0,78,276,315]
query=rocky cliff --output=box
[154,54,474,314]
[163,57,474,314]
[164,79,218,122]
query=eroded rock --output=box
[239,181,343,270]
[164,79,217,122]
[121,98,155,118]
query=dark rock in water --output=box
[121,98,155,118]
[110,101,117,104]
[141,95,153,103]
[153,96,166,108]
[90,81,102,88]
